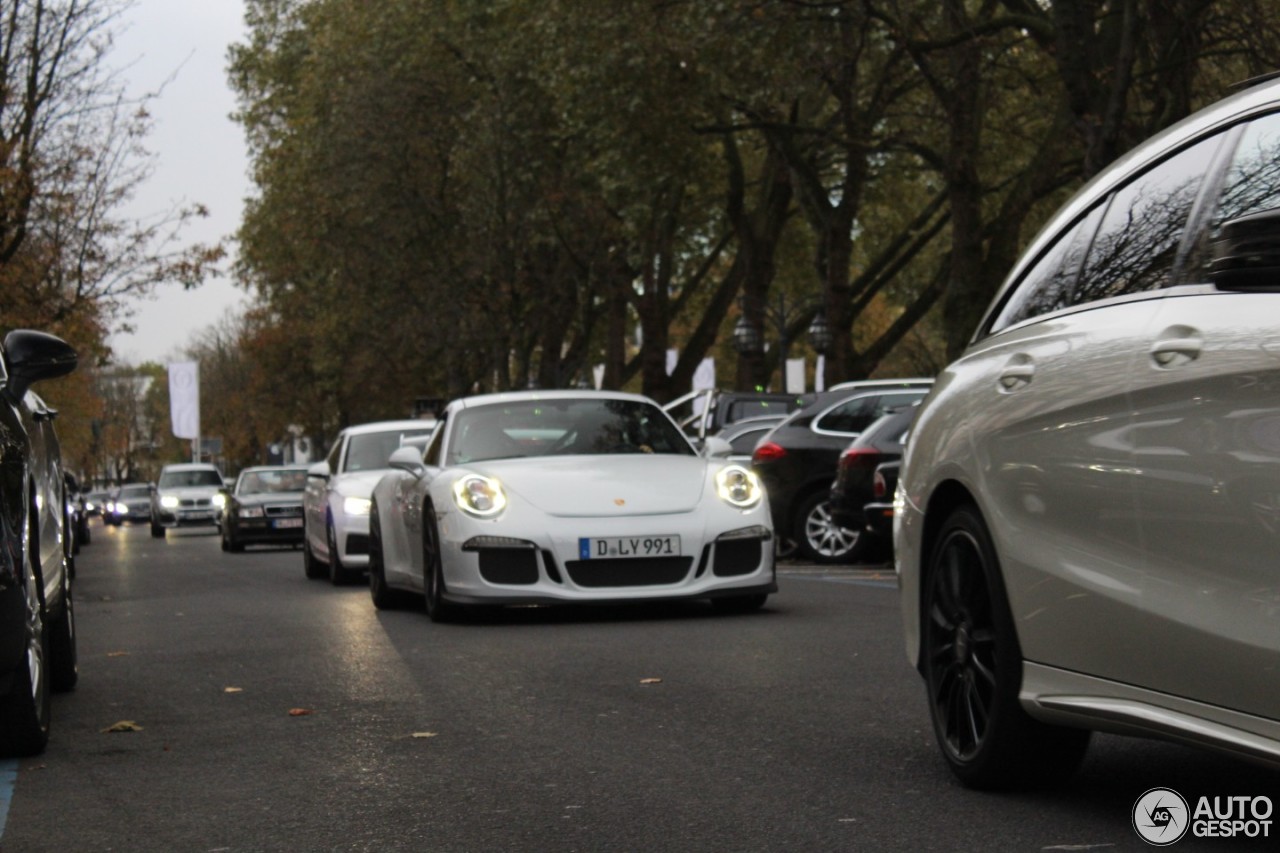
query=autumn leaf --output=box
[106,651,129,657]
[102,720,143,733]
[223,687,244,693]
[288,708,312,717]
[639,677,663,685]
[411,732,438,739]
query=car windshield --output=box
[118,486,150,499]
[236,468,308,495]
[344,427,435,472]
[446,398,694,465]
[158,469,223,488]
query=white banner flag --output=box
[169,361,200,439]
[786,358,806,394]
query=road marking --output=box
[780,566,898,589]
[0,758,16,839]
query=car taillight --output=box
[872,469,888,498]
[838,447,880,474]
[752,442,787,463]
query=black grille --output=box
[345,534,370,556]
[478,549,539,585]
[541,550,564,584]
[265,505,303,517]
[565,556,693,587]
[179,498,213,508]
[713,539,763,577]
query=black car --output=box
[64,471,90,552]
[220,465,309,552]
[0,329,79,756]
[751,380,931,563]
[827,407,918,559]
[107,482,153,525]
[860,460,899,546]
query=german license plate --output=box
[272,518,303,529]
[578,535,680,559]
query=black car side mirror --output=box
[1208,207,1280,291]
[3,330,78,402]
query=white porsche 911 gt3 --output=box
[367,390,776,621]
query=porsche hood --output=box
[472,455,711,517]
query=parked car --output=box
[150,462,226,538]
[826,406,918,562]
[664,390,812,440]
[751,381,932,563]
[63,471,89,553]
[366,390,774,621]
[714,414,789,462]
[303,419,437,584]
[107,483,153,525]
[898,75,1280,788]
[0,329,79,756]
[860,460,899,547]
[219,465,309,552]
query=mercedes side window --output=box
[815,396,871,434]
[990,207,1102,332]
[1074,134,1225,303]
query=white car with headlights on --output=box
[366,390,775,621]
[303,419,437,584]
[150,463,226,538]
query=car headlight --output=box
[160,495,180,509]
[342,496,372,516]
[452,475,507,517]
[715,465,763,509]
[239,506,264,518]
[213,493,227,509]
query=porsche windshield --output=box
[447,398,694,465]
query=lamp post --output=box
[732,292,831,391]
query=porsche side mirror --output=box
[388,446,426,477]
[702,436,734,458]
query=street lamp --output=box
[807,312,833,355]
[732,314,763,355]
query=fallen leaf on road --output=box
[639,677,663,685]
[106,651,129,657]
[102,720,143,733]
[288,708,312,716]
[411,732,438,739]
[223,687,243,693]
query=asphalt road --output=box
[2,522,1277,852]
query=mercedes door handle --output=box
[998,361,1035,391]
[1150,331,1202,368]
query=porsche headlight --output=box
[160,495,180,509]
[715,465,763,509]
[343,496,372,516]
[452,475,507,517]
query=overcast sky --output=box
[108,0,251,365]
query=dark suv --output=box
[752,380,931,563]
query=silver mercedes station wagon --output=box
[898,75,1280,787]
